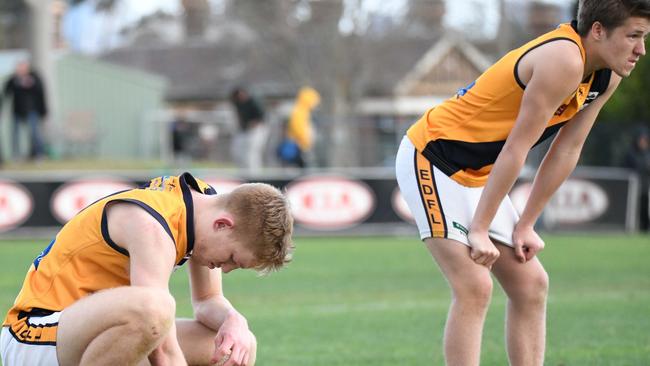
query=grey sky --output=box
[64,0,577,53]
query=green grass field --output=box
[1,235,649,365]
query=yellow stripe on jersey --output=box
[407,22,611,187]
[3,173,215,330]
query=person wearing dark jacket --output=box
[623,127,650,232]
[230,87,267,171]
[3,60,48,160]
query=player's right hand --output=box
[512,224,545,263]
[467,230,500,269]
[212,314,254,366]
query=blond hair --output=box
[223,183,294,274]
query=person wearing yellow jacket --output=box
[279,87,321,168]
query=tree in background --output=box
[0,0,29,49]
[5,0,646,167]
[599,56,650,124]
[181,0,210,39]
[581,52,650,166]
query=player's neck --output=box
[581,36,603,78]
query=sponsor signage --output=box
[392,187,415,223]
[511,177,627,231]
[0,168,638,234]
[512,180,609,225]
[286,176,375,230]
[0,180,34,232]
[544,179,609,225]
[51,180,135,223]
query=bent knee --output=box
[450,274,493,307]
[123,288,176,340]
[509,269,549,305]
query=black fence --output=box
[0,167,642,237]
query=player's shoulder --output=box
[536,40,583,68]
[526,40,584,82]
[105,200,161,226]
[105,201,175,250]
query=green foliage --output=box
[1,236,649,365]
[599,56,650,124]
[581,57,650,166]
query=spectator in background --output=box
[623,127,650,232]
[278,87,321,169]
[2,60,48,161]
[170,110,194,162]
[230,87,267,172]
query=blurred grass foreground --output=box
[1,235,649,366]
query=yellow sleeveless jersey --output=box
[3,173,215,333]
[407,22,612,187]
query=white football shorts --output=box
[1,311,60,366]
[395,136,519,247]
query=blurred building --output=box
[0,0,29,50]
[0,0,571,166]
[98,1,494,166]
[1,50,165,161]
[528,1,565,37]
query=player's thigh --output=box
[57,286,175,365]
[176,319,257,366]
[396,137,473,243]
[176,319,217,365]
[491,242,549,300]
[425,237,492,296]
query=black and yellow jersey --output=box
[3,173,215,342]
[407,22,611,187]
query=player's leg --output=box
[491,243,548,366]
[425,238,493,366]
[11,117,22,159]
[485,193,548,366]
[396,136,492,365]
[136,319,257,366]
[247,124,267,171]
[56,286,176,366]
[174,319,256,366]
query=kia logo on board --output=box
[392,187,415,223]
[286,176,375,230]
[511,179,608,225]
[545,179,608,224]
[51,180,135,224]
[0,180,33,232]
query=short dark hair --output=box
[577,0,650,36]
[230,87,245,102]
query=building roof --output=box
[102,42,298,101]
[100,26,494,103]
[396,34,493,96]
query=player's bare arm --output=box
[188,257,255,366]
[107,202,187,365]
[468,40,585,268]
[515,73,622,261]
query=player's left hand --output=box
[212,313,255,366]
[512,224,545,263]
